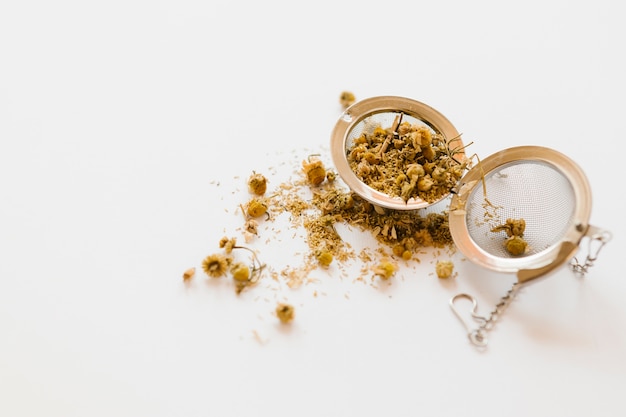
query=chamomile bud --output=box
[231,262,251,282]
[246,198,268,218]
[339,91,356,109]
[247,171,268,196]
[505,236,528,256]
[406,164,425,180]
[417,177,434,192]
[435,260,454,279]
[182,267,196,281]
[316,250,333,267]
[421,144,436,161]
[373,259,397,280]
[276,303,295,324]
[302,157,326,186]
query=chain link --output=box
[471,282,522,345]
[450,282,522,347]
[570,231,611,277]
[452,230,611,347]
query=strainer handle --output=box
[518,224,612,283]
[570,225,612,277]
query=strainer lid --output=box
[449,146,592,281]
[330,96,462,210]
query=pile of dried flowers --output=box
[184,92,460,325]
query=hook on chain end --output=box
[449,293,489,347]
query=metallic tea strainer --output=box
[330,97,611,347]
[448,145,612,347]
[331,96,464,211]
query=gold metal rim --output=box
[449,145,592,279]
[330,96,461,210]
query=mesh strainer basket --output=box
[331,96,464,211]
[448,145,605,283]
[448,145,612,346]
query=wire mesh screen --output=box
[465,160,576,259]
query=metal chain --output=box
[570,231,611,277]
[471,282,522,346]
[450,282,522,347]
[452,230,611,347]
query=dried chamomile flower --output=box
[373,259,397,280]
[392,244,412,261]
[276,303,295,324]
[491,218,526,238]
[392,244,405,257]
[302,155,326,186]
[243,219,259,242]
[202,253,231,278]
[316,250,333,267]
[182,267,196,281]
[505,236,528,256]
[245,198,268,218]
[491,218,528,255]
[316,188,354,214]
[219,236,237,254]
[247,171,268,196]
[435,260,454,279]
[244,219,258,235]
[417,177,434,192]
[227,243,266,288]
[339,91,356,109]
[509,219,526,237]
[231,262,251,282]
[406,163,425,180]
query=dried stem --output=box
[233,245,266,283]
[378,113,403,159]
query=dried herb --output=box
[231,262,251,282]
[372,259,397,280]
[200,236,266,293]
[302,155,327,186]
[189,93,464,329]
[339,91,356,109]
[182,267,196,281]
[247,171,268,196]
[435,260,454,279]
[505,236,527,256]
[202,253,231,278]
[244,198,268,218]
[310,186,453,249]
[491,218,526,237]
[346,117,469,204]
[276,303,295,324]
[491,218,528,256]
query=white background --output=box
[1,1,625,416]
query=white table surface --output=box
[1,1,625,416]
